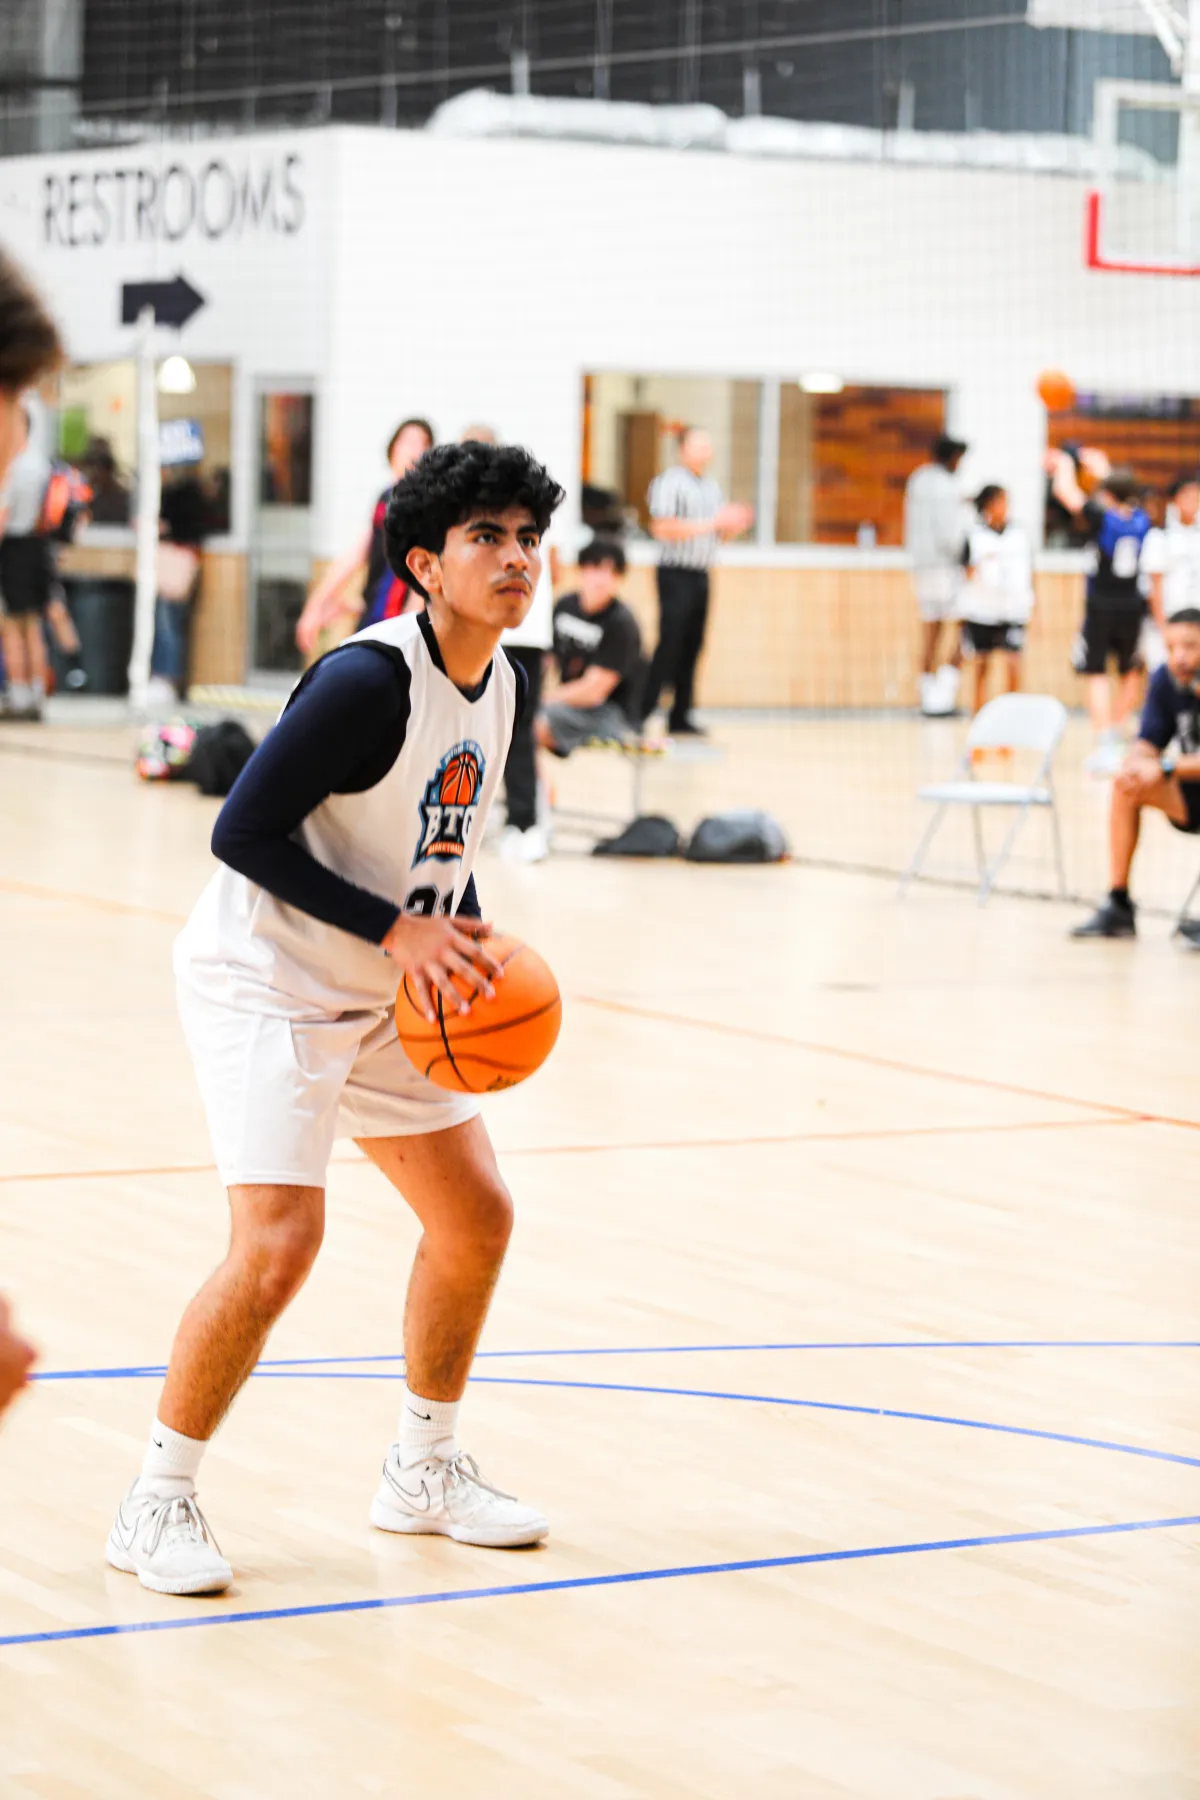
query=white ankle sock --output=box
[399,1389,460,1467]
[137,1417,207,1498]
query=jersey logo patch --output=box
[413,742,486,866]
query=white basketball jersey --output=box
[175,612,518,1012]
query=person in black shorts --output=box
[536,538,642,757]
[1047,450,1153,775]
[1071,609,1200,941]
[0,404,53,720]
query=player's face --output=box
[578,560,620,611]
[983,492,1008,529]
[389,424,432,480]
[1176,481,1199,526]
[0,392,27,488]
[1164,622,1200,687]
[423,504,542,631]
[680,429,712,473]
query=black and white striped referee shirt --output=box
[648,463,724,571]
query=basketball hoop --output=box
[1029,0,1200,273]
[1086,77,1200,275]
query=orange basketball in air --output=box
[439,752,479,808]
[1036,368,1075,412]
[394,933,562,1093]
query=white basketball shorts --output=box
[912,567,961,623]
[177,969,479,1189]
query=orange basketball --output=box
[440,752,479,808]
[1036,368,1075,412]
[394,933,561,1093]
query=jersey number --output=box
[1111,536,1142,580]
[402,885,454,918]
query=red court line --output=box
[571,993,1200,1134]
[0,877,186,925]
[0,1114,1145,1186]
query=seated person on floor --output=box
[536,539,642,757]
[1071,609,1200,943]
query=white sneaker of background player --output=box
[106,1482,233,1594]
[370,1446,549,1547]
[497,823,550,864]
[1084,732,1124,778]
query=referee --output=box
[642,426,753,735]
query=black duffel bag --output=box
[684,809,790,864]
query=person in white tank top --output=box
[107,443,565,1597]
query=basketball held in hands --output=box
[394,933,562,1093]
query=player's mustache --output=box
[492,573,531,592]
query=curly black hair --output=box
[385,442,564,600]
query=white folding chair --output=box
[899,693,1068,905]
[1172,864,1200,938]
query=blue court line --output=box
[240,1370,1200,1473]
[2,1512,1195,1652]
[28,1337,1200,1383]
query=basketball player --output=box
[958,485,1034,716]
[1071,609,1200,940]
[108,442,564,1594]
[1047,449,1152,776]
[0,244,61,1413]
[295,417,435,656]
[904,434,969,716]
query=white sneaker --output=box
[497,823,550,864]
[1084,737,1124,777]
[106,1483,233,1595]
[370,1447,549,1547]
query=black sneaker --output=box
[1175,918,1200,947]
[1070,898,1136,939]
[668,718,708,738]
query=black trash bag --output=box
[684,810,790,864]
[184,720,257,797]
[592,815,681,858]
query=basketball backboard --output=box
[1087,76,1200,273]
[1028,0,1192,70]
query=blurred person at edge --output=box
[295,417,434,656]
[0,401,53,718]
[904,432,969,717]
[642,426,753,738]
[1139,473,1200,675]
[1071,609,1200,943]
[462,424,561,864]
[0,241,63,1415]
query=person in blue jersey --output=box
[107,442,565,1597]
[1047,449,1153,776]
[295,416,434,657]
[1071,609,1200,941]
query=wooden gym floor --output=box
[0,709,1196,1798]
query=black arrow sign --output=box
[120,274,206,330]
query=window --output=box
[582,373,759,535]
[776,383,945,546]
[582,371,947,547]
[1046,393,1200,545]
[57,359,234,535]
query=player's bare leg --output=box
[361,1115,547,1547]
[158,1184,326,1437]
[1113,667,1142,731]
[107,1183,324,1595]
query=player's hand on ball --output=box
[381,913,503,1021]
[0,1295,37,1420]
